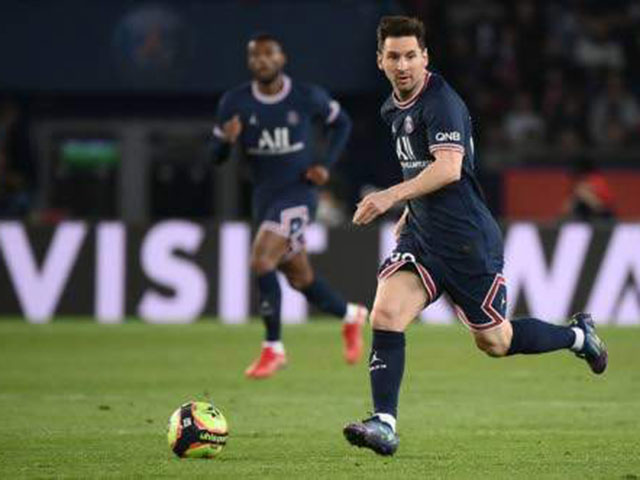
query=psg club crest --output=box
[287,110,300,126]
[404,115,414,134]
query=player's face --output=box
[378,36,428,96]
[247,40,286,84]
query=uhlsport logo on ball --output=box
[167,401,228,458]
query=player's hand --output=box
[394,208,408,239]
[305,165,330,185]
[353,189,396,225]
[222,115,243,143]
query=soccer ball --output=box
[167,401,228,458]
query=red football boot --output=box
[342,304,368,364]
[245,346,287,379]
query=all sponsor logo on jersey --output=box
[435,131,461,142]
[249,127,304,155]
[404,115,414,134]
[259,128,290,150]
[396,135,417,161]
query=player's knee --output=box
[474,335,510,358]
[285,270,314,290]
[370,305,402,331]
[251,255,278,275]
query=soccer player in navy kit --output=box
[343,16,608,455]
[210,34,367,379]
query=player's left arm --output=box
[353,150,462,225]
[305,86,352,186]
[322,107,352,167]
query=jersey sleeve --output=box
[423,93,466,156]
[209,91,238,164]
[211,91,236,140]
[308,85,342,124]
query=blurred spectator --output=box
[3,0,640,219]
[573,16,625,70]
[413,0,640,156]
[446,32,481,97]
[545,2,580,62]
[511,1,545,86]
[541,68,566,118]
[545,80,589,148]
[492,25,520,91]
[563,157,616,222]
[589,73,640,146]
[503,93,546,146]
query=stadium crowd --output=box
[413,0,640,155]
[1,0,639,219]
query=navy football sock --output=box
[370,329,405,418]
[301,276,347,318]
[507,318,576,355]
[257,271,282,342]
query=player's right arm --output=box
[209,92,242,164]
[354,91,467,226]
[353,151,462,225]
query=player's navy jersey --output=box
[381,71,504,274]
[212,74,343,211]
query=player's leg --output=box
[343,269,430,456]
[451,274,607,374]
[473,315,607,374]
[369,270,427,416]
[279,250,344,317]
[279,250,367,364]
[245,227,290,379]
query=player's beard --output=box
[394,72,424,100]
[255,69,281,86]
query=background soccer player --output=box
[343,16,608,455]
[210,34,367,379]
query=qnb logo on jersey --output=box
[248,127,304,156]
[435,131,461,142]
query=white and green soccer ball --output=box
[167,401,228,459]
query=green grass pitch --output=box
[1,319,639,479]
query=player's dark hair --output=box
[248,32,285,51]
[377,16,426,52]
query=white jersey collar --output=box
[251,74,292,104]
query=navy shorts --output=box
[255,188,317,260]
[378,233,507,331]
